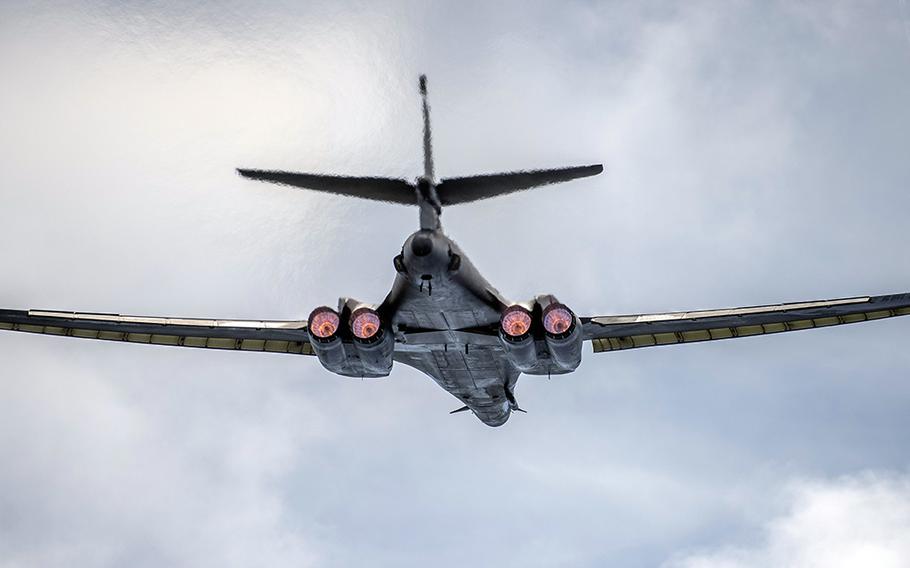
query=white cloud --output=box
[665,472,910,568]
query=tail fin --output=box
[435,164,603,205]
[237,75,603,212]
[419,74,435,181]
[418,75,602,206]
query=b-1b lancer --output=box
[3,76,909,426]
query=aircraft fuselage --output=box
[382,228,520,426]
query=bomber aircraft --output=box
[2,76,909,426]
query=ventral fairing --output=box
[3,76,909,426]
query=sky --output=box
[1,1,909,566]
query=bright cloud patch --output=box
[665,473,910,568]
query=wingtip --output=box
[237,168,266,180]
[419,74,428,95]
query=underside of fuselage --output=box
[386,229,520,426]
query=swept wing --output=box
[0,309,314,355]
[582,293,910,353]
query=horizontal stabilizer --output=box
[435,164,603,205]
[237,169,416,205]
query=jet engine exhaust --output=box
[541,302,582,371]
[349,307,393,376]
[501,306,532,338]
[351,308,381,340]
[499,305,538,372]
[543,304,574,336]
[309,307,340,339]
[308,306,347,371]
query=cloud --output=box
[664,472,910,568]
[0,345,326,568]
[1,1,910,566]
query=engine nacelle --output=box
[540,300,582,372]
[307,304,393,378]
[307,306,348,373]
[498,305,538,372]
[349,307,394,376]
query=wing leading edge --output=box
[0,309,314,355]
[582,293,910,353]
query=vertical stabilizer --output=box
[417,74,442,231]
[419,74,435,181]
[237,75,602,226]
